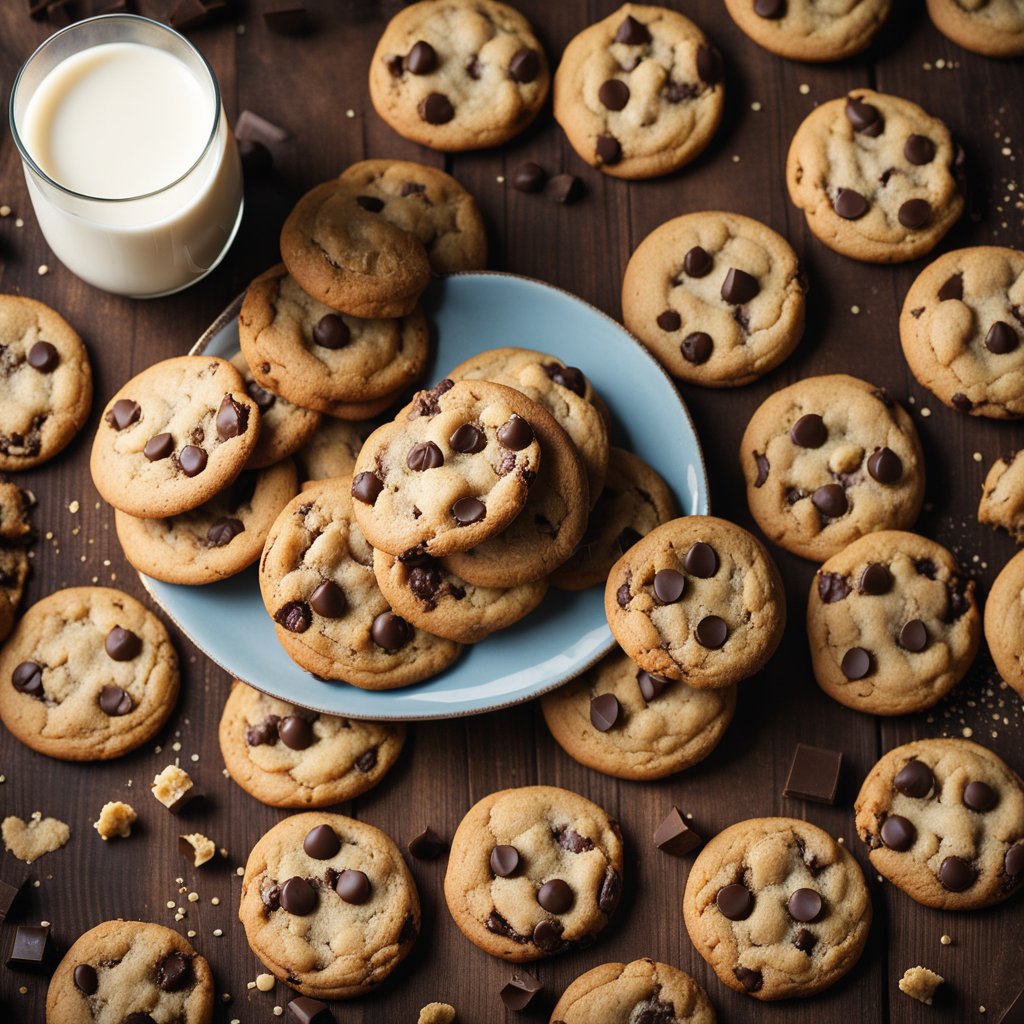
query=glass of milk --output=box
[9,14,244,298]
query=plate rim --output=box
[138,270,710,721]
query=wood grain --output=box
[1,1,1022,1021]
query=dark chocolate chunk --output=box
[216,394,248,440]
[716,883,753,921]
[246,715,280,746]
[556,828,594,854]
[589,693,620,732]
[309,580,346,618]
[178,445,207,477]
[615,14,651,44]
[841,646,871,680]
[812,483,848,518]
[419,92,454,124]
[405,40,437,75]
[279,876,317,915]
[537,878,573,914]
[1005,843,1024,877]
[986,322,1018,354]
[490,845,520,877]
[355,194,384,213]
[787,888,823,922]
[684,245,712,277]
[598,867,620,914]
[754,451,770,487]
[208,517,244,546]
[509,47,539,83]
[905,134,936,165]
[899,619,928,652]
[681,331,712,364]
[598,79,629,111]
[880,814,916,851]
[754,0,784,17]
[355,748,377,773]
[157,951,192,992]
[371,611,412,651]
[351,472,383,505]
[784,744,842,804]
[313,313,350,350]
[637,669,671,702]
[452,496,486,525]
[408,828,446,860]
[500,970,542,1011]
[279,715,314,750]
[124,1015,158,1024]
[449,423,486,453]
[653,807,701,856]
[99,684,134,717]
[845,97,884,135]
[790,413,827,448]
[304,824,341,860]
[938,272,963,301]
[106,399,141,430]
[963,780,997,813]
[143,432,173,461]
[335,868,371,904]
[27,341,58,372]
[695,615,727,648]
[105,625,141,661]
[951,392,973,412]
[939,855,976,891]
[652,568,685,604]
[867,446,902,483]
[860,563,893,595]
[286,996,334,1024]
[734,966,763,993]
[894,759,934,798]
[532,918,563,951]
[411,379,455,418]
[545,174,584,205]
[275,601,311,634]
[545,363,586,395]
[0,878,24,924]
[818,572,851,603]
[696,44,722,85]
[511,162,546,193]
[6,924,55,970]
[407,441,444,471]
[595,134,622,166]
[794,928,817,953]
[497,415,534,451]
[245,378,276,413]
[684,541,718,578]
[657,310,681,332]
[74,963,98,994]
[834,188,869,219]
[12,660,43,698]
[721,267,759,305]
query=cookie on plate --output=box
[339,159,486,273]
[540,646,736,780]
[0,587,179,761]
[926,0,1024,58]
[239,811,420,999]
[786,89,963,263]
[218,681,407,808]
[808,531,980,715]
[551,448,677,591]
[239,264,430,417]
[115,460,298,585]
[351,379,544,559]
[368,0,550,152]
[373,549,547,644]
[46,920,214,1024]
[553,4,724,179]
[985,549,1024,699]
[259,478,461,688]
[550,959,716,1024]
[621,211,806,387]
[723,0,893,62]
[979,450,1024,540]
[90,356,260,519]
[854,738,1024,910]
[900,246,1024,419]
[0,295,92,472]
[740,374,925,561]
[296,416,376,486]
[444,785,623,961]
[605,516,786,688]
[684,817,872,1000]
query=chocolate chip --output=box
[156,951,192,992]
[653,568,684,604]
[985,322,1018,354]
[143,432,173,461]
[207,517,244,547]
[681,331,713,364]
[790,413,827,448]
[784,743,842,804]
[905,134,936,165]
[355,194,385,213]
[895,759,934,798]
[489,844,519,877]
[124,1016,157,1024]
[720,268,759,304]
[245,380,276,414]
[818,572,851,603]
[1006,843,1024,877]
[308,580,346,619]
[532,918,563,951]
[275,601,311,633]
[406,440,444,471]
[617,582,631,608]
[812,483,848,518]
[841,646,871,680]
[509,47,539,83]
[545,363,586,396]
[278,715,314,750]
[754,451,770,487]
[545,174,584,205]
[695,615,727,649]
[860,563,893,595]
[834,188,869,219]
[716,883,753,920]
[867,446,902,483]
[898,198,931,229]
[598,867,620,915]
[937,272,963,301]
[497,415,534,451]
[653,806,701,856]
[899,619,929,652]
[286,996,334,1024]
[697,45,722,85]
[419,92,454,124]
[351,472,384,506]
[845,97,884,135]
[405,39,436,74]
[74,963,98,994]
[354,748,378,773]
[247,716,280,746]
[335,868,371,904]
[313,313,350,349]
[537,878,573,914]
[754,0,784,17]
[27,341,58,372]
[500,971,542,1011]
[636,668,671,702]
[952,393,973,412]
[450,496,486,527]
[99,684,134,716]
[656,310,681,333]
[615,14,650,43]
[787,888,823,922]
[178,445,207,476]
[794,928,817,953]
[939,855,976,891]
[106,399,141,430]
[466,55,482,79]
[279,876,317,915]
[880,814,916,851]
[216,394,248,440]
[599,79,629,111]
[683,245,713,278]
[595,134,622,165]
[511,162,546,193]
[371,611,412,651]
[104,625,141,662]
[733,966,763,993]
[303,824,341,860]
[448,424,486,455]
[589,693,620,732]
[964,780,997,812]
[408,827,446,860]
[684,541,718,578]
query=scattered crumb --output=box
[418,1005,456,1024]
[799,83,810,95]
[750,101,762,112]
[345,108,355,118]
[37,265,49,276]
[0,205,10,217]
[973,452,983,462]
[256,973,275,992]
[152,764,194,811]
[180,833,216,868]
[212,928,223,937]
[236,867,245,877]
[15,218,24,227]
[272,1007,283,1017]
[899,966,943,1005]
[211,897,220,906]
[187,892,199,903]
[940,934,952,945]
[496,175,505,184]
[963,727,974,738]
[851,305,861,315]
[2,813,71,863]
[920,407,932,417]
[68,500,79,514]
[731,154,741,163]
[93,801,137,841]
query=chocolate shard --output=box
[286,996,334,1024]
[783,744,843,804]
[6,924,56,970]
[653,806,702,856]
[500,969,542,1011]
[0,877,25,923]
[235,109,293,146]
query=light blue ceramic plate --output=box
[142,273,708,720]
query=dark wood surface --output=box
[1,1,1023,1021]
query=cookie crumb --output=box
[963,727,974,738]
[345,108,355,118]
[256,973,275,992]
[973,452,983,462]
[750,101,762,112]
[93,801,137,840]
[212,928,223,937]
[179,833,216,868]
[851,304,861,315]
[68,500,79,514]
[799,83,810,95]
[152,764,194,812]
[187,892,199,903]
[940,934,952,945]
[15,218,24,227]
[0,205,10,216]
[273,1008,283,1017]
[921,407,932,417]
[731,154,741,163]
[2,814,71,863]
[37,265,49,276]
[899,965,943,1005]
[418,1003,457,1024]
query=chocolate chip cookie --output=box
[979,450,1024,540]
[373,548,547,643]
[0,479,32,643]
[554,4,724,179]
[90,356,260,519]
[115,460,298,585]
[541,646,736,780]
[900,246,1024,418]
[740,374,925,560]
[369,0,550,152]
[723,0,893,62]
[280,180,431,319]
[855,738,1024,910]
[259,478,461,688]
[605,516,786,688]
[46,920,214,1024]
[621,211,806,387]
[0,587,179,761]
[550,959,717,1024]
[444,785,623,961]
[786,89,963,263]
[0,295,93,472]
[239,264,430,416]
[339,159,486,273]
[239,811,420,999]
[683,817,872,1000]
[351,379,543,559]
[218,680,407,808]
[985,550,1024,699]
[926,0,1024,57]
[808,530,980,715]
[551,448,677,591]
[296,416,377,486]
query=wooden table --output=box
[1,1,1022,1021]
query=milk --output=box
[11,18,243,297]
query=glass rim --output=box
[8,12,222,205]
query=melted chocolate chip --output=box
[178,445,207,477]
[905,134,936,165]
[794,928,817,953]
[355,748,378,773]
[595,135,622,166]
[860,563,893,595]
[615,14,650,44]
[754,451,769,487]
[449,423,486,453]
[938,273,963,302]
[812,483,848,518]
[27,341,59,373]
[684,541,718,578]
[497,415,534,451]
[734,965,763,992]
[952,393,973,412]
[73,963,98,994]
[880,814,916,851]
[1006,843,1024,877]
[867,447,903,483]
[818,572,851,603]
[717,883,753,920]
[105,626,142,661]
[490,845,520,877]
[899,619,929,652]
[544,363,586,395]
[532,918,563,952]
[790,413,827,448]
[598,867,620,914]
[986,322,1018,354]
[537,879,573,914]
[846,97,884,135]
[351,472,383,505]
[279,876,317,915]
[636,669,671,702]
[207,517,244,546]
[335,868,371,904]
[279,715,314,750]
[106,399,141,430]
[508,47,539,83]
[696,615,727,649]
[419,92,454,124]
[156,951,192,992]
[216,394,248,440]
[452,496,486,525]
[99,685,134,716]
[143,432,173,461]
[963,780,997,812]
[355,195,384,213]
[599,79,629,111]
[696,45,722,85]
[681,331,712,364]
[898,198,931,229]
[720,268,759,305]
[894,759,934,798]
[590,693,620,732]
[275,601,311,633]
[653,568,685,604]
[246,715,280,746]
[407,441,444,471]
[304,824,341,859]
[754,0,784,17]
